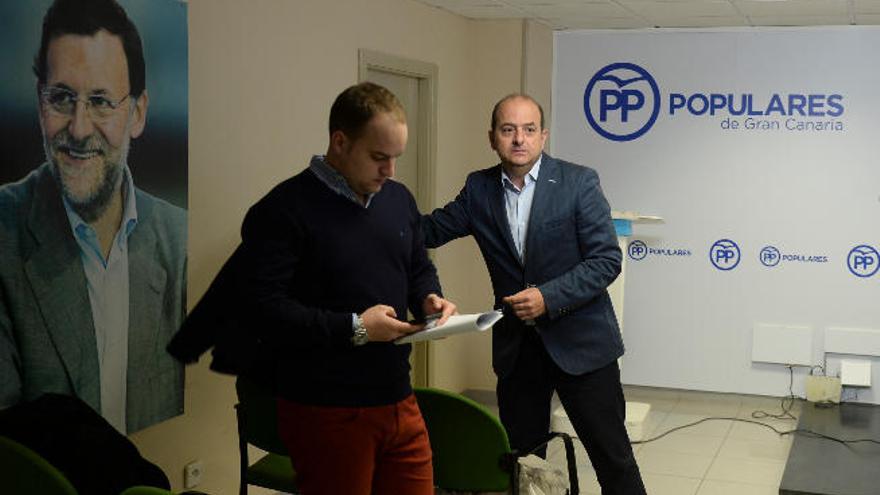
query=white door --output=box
[366,69,421,204]
[365,68,430,387]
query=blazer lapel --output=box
[488,166,523,266]
[127,189,166,375]
[23,164,100,405]
[524,154,559,269]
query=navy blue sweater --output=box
[239,169,441,406]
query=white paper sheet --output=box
[395,310,503,344]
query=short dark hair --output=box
[33,0,146,97]
[328,82,406,140]
[490,93,545,131]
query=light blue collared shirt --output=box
[501,156,542,262]
[308,155,375,208]
[62,166,138,434]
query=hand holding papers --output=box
[396,310,503,344]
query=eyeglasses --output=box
[40,86,130,121]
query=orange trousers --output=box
[277,393,433,495]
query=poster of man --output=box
[0,0,188,434]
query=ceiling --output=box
[413,0,880,29]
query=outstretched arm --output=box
[421,184,474,249]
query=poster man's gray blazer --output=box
[0,163,186,433]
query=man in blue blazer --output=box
[422,94,645,493]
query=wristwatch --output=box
[352,314,369,346]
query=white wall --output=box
[553,27,880,405]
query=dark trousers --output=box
[496,330,646,495]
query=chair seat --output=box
[245,452,297,492]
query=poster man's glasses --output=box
[40,86,131,122]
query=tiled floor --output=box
[469,386,801,495]
[564,386,798,495]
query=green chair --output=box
[235,376,298,495]
[0,435,78,495]
[414,387,579,494]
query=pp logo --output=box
[583,62,661,142]
[759,246,781,267]
[628,240,648,261]
[710,239,741,271]
[847,245,879,278]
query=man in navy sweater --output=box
[238,82,456,495]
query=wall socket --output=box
[184,460,204,489]
[840,359,872,387]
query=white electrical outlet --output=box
[840,360,872,387]
[184,460,204,489]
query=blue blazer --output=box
[422,154,623,378]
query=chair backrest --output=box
[0,435,78,495]
[235,376,288,455]
[414,387,512,492]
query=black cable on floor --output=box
[631,415,880,446]
[630,365,880,447]
[751,365,798,421]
